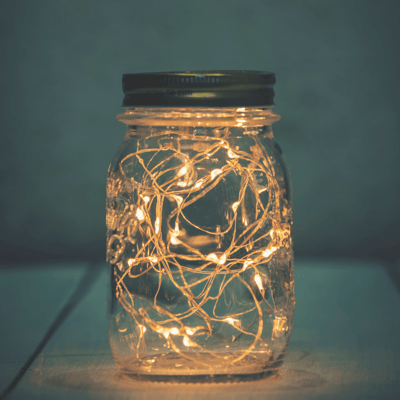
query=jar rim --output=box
[116,107,281,127]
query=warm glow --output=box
[194,179,204,189]
[272,316,288,339]
[108,126,293,373]
[218,253,227,265]
[173,222,179,236]
[263,246,277,258]
[155,217,160,234]
[206,253,219,263]
[127,258,136,267]
[228,149,239,158]
[243,260,253,270]
[170,236,181,245]
[232,201,240,212]
[170,327,179,335]
[177,165,188,177]
[174,196,183,205]
[254,274,263,292]
[211,169,223,180]
[224,317,240,327]
[136,208,145,221]
[139,325,147,333]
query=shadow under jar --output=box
[106,71,295,383]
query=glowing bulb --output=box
[243,260,253,270]
[227,149,239,158]
[186,328,195,335]
[183,335,196,347]
[142,196,150,203]
[170,327,179,335]
[155,217,160,234]
[194,179,204,189]
[149,256,158,264]
[170,236,181,245]
[177,165,188,177]
[211,169,223,180]
[254,274,263,292]
[127,258,136,267]
[232,201,240,212]
[136,208,145,221]
[206,253,219,263]
[262,246,277,258]
[224,317,240,327]
[174,196,183,206]
[272,316,288,339]
[218,254,227,265]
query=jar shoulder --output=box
[107,132,293,210]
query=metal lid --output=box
[122,70,276,107]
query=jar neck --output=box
[116,107,281,128]
[124,124,276,139]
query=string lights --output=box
[107,121,294,378]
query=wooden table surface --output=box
[0,259,399,399]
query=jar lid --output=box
[122,71,276,107]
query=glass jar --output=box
[106,71,294,382]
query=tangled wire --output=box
[106,129,292,369]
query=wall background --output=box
[0,0,399,264]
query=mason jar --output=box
[106,71,294,382]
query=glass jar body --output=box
[106,108,294,382]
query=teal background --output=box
[0,0,399,263]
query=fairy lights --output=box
[106,125,294,375]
